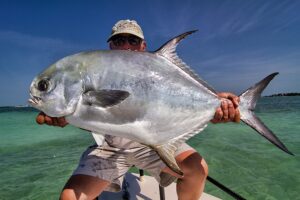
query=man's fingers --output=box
[44,115,53,126]
[52,118,59,126]
[217,92,228,99]
[214,107,223,121]
[57,117,68,127]
[233,96,240,107]
[211,107,223,123]
[231,97,239,108]
[228,100,235,121]
[36,113,68,127]
[221,100,229,120]
[36,112,45,124]
[226,94,239,108]
[217,92,240,108]
[234,109,241,123]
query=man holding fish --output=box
[36,20,240,200]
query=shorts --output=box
[73,140,195,192]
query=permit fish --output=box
[29,31,293,175]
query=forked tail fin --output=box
[239,72,294,155]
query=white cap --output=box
[107,19,144,41]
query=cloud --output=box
[199,1,300,41]
[0,30,85,106]
[190,48,300,94]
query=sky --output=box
[0,0,299,106]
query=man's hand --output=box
[211,92,240,123]
[36,112,68,127]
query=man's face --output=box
[109,34,146,52]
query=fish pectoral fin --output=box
[152,144,183,176]
[82,89,130,108]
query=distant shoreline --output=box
[264,92,300,97]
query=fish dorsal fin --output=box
[154,30,217,94]
[152,123,207,176]
[83,89,130,107]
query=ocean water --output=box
[0,97,299,200]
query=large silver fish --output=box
[29,31,293,175]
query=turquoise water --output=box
[0,97,299,200]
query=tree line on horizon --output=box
[265,92,300,97]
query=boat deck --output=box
[98,173,221,200]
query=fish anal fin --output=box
[153,144,183,176]
[152,124,208,175]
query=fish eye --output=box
[37,79,50,92]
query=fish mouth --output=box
[28,94,42,105]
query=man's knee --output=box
[176,151,208,179]
[60,189,77,200]
[175,151,208,199]
[60,175,110,200]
